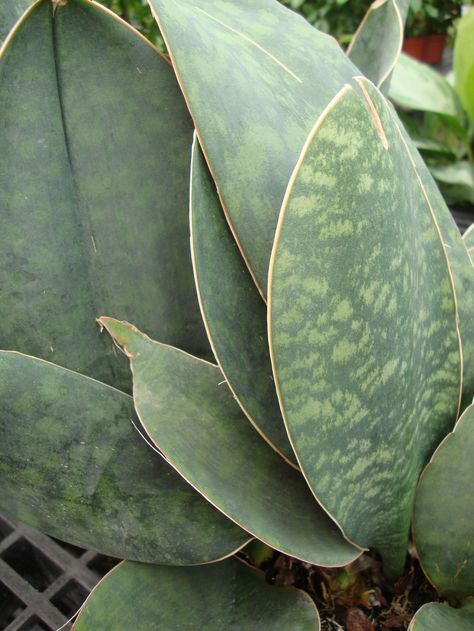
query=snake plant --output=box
[0,0,473,628]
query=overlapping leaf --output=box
[190,137,295,465]
[269,77,461,577]
[101,318,361,567]
[0,351,249,564]
[73,558,320,630]
[464,224,474,265]
[409,600,474,630]
[148,0,359,294]
[413,403,474,598]
[347,0,409,91]
[0,0,209,395]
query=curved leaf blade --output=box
[413,403,474,598]
[464,224,474,266]
[148,0,359,294]
[454,9,474,122]
[73,558,320,630]
[0,351,250,564]
[347,0,409,90]
[0,0,33,46]
[409,601,474,631]
[101,317,361,567]
[0,0,209,394]
[190,137,296,466]
[269,78,461,576]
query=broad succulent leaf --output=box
[394,123,474,408]
[190,137,295,466]
[454,9,474,122]
[0,0,209,395]
[347,0,409,91]
[0,351,250,564]
[100,317,361,567]
[0,0,33,46]
[268,77,461,577]
[409,600,474,630]
[389,53,462,122]
[73,558,320,630]
[148,0,359,295]
[413,402,474,598]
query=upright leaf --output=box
[0,0,209,394]
[190,137,295,465]
[454,9,474,122]
[0,351,249,564]
[73,558,320,630]
[413,403,474,598]
[148,0,359,294]
[347,0,410,91]
[409,601,474,631]
[269,78,461,577]
[101,318,361,568]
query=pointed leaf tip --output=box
[98,317,144,356]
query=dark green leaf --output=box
[0,0,209,394]
[73,558,320,630]
[148,0,359,294]
[0,351,249,564]
[0,0,32,45]
[409,600,474,631]
[413,403,474,598]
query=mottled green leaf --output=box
[0,351,249,563]
[148,0,359,294]
[394,123,474,408]
[413,403,474,598]
[101,317,361,567]
[73,558,320,630]
[389,53,461,122]
[0,0,209,394]
[347,0,409,91]
[269,78,461,577]
[190,137,295,466]
[454,9,474,122]
[409,600,474,631]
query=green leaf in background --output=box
[347,0,409,91]
[269,77,461,577]
[409,600,474,631]
[389,53,462,122]
[190,137,296,466]
[454,8,474,123]
[0,0,32,46]
[73,558,320,630]
[100,317,361,567]
[413,403,474,598]
[430,162,474,206]
[0,351,250,564]
[0,0,209,395]
[148,0,359,295]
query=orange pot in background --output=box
[403,33,447,64]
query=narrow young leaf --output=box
[190,137,296,466]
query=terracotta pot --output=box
[403,33,447,64]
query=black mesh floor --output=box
[0,514,118,631]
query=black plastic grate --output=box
[0,514,119,631]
